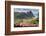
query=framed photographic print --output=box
[5,1,45,35]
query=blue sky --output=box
[14,8,39,18]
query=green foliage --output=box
[31,19,39,24]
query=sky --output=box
[14,8,39,18]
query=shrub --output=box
[31,20,39,24]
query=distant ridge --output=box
[14,11,35,19]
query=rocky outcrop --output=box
[14,23,38,27]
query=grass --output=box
[14,18,39,24]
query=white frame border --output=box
[11,5,42,32]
